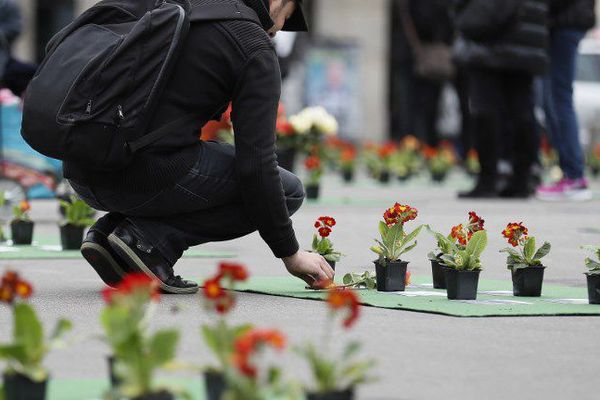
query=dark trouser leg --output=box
[414,77,442,146]
[125,142,304,265]
[2,58,37,96]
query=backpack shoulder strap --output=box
[189,2,261,25]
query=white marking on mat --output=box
[0,246,18,252]
[39,245,63,252]
[479,290,513,296]
[396,291,447,297]
[544,299,589,305]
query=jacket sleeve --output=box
[230,48,300,258]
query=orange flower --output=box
[451,224,467,246]
[203,277,225,300]
[304,156,321,171]
[340,147,357,163]
[593,144,600,158]
[215,292,236,315]
[0,271,34,305]
[378,142,397,159]
[468,211,485,234]
[233,329,287,378]
[502,222,528,247]
[383,203,418,226]
[219,262,249,282]
[401,135,420,151]
[422,145,437,160]
[327,289,361,329]
[19,201,31,213]
[102,273,160,304]
[467,149,479,160]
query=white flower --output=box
[292,106,338,136]
[289,114,311,135]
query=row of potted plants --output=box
[0,197,95,251]
[307,206,600,304]
[1,265,374,400]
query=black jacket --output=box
[550,0,596,30]
[453,0,549,75]
[65,0,306,258]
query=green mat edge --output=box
[232,276,600,318]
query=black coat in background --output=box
[550,0,596,30]
[453,0,549,75]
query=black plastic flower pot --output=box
[511,267,545,297]
[132,391,174,400]
[431,172,447,183]
[586,273,600,304]
[60,224,85,250]
[342,170,355,183]
[10,220,34,245]
[3,372,47,400]
[378,171,390,184]
[107,356,121,388]
[397,174,410,182]
[306,388,355,400]
[204,371,226,400]
[276,147,297,172]
[445,269,480,300]
[374,260,408,292]
[306,185,320,200]
[327,260,336,271]
[591,166,599,178]
[431,260,447,289]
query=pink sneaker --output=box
[536,178,593,202]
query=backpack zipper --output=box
[85,100,93,114]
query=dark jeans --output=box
[70,141,305,265]
[468,67,537,184]
[543,28,586,180]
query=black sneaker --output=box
[108,221,198,294]
[81,230,132,288]
[458,180,499,199]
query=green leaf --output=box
[201,326,219,355]
[585,258,600,271]
[378,221,388,238]
[510,263,530,271]
[500,247,521,258]
[50,319,72,342]
[0,344,27,364]
[401,225,423,250]
[465,230,487,259]
[342,341,361,360]
[533,242,551,261]
[523,237,536,262]
[312,235,319,252]
[148,330,179,367]
[13,303,44,363]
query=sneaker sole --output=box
[536,191,593,202]
[81,242,126,288]
[107,233,198,294]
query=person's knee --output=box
[281,169,305,215]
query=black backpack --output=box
[21,0,260,171]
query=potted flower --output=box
[201,262,251,400]
[427,212,485,289]
[304,154,324,200]
[499,222,551,297]
[423,143,455,182]
[59,197,95,250]
[465,149,480,176]
[376,143,397,183]
[339,145,357,183]
[298,289,374,400]
[225,328,297,400]
[289,106,339,153]
[342,271,377,290]
[101,273,181,400]
[440,229,488,300]
[370,203,423,292]
[0,271,72,400]
[588,143,600,178]
[10,201,33,245]
[583,245,600,304]
[312,217,342,271]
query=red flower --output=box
[0,271,33,305]
[318,227,332,238]
[383,203,418,226]
[502,222,528,247]
[315,216,336,238]
[327,289,361,329]
[276,120,294,136]
[422,145,437,160]
[378,142,397,159]
[467,211,485,234]
[233,329,287,378]
[451,224,467,246]
[203,277,225,300]
[102,273,160,304]
[405,270,412,286]
[304,156,321,171]
[215,293,236,315]
[219,262,249,282]
[340,147,357,163]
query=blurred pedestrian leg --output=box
[537,0,596,202]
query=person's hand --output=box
[283,250,335,287]
[268,0,297,37]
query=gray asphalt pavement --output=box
[1,173,600,400]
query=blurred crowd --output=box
[390,0,597,201]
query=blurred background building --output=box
[11,0,600,144]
